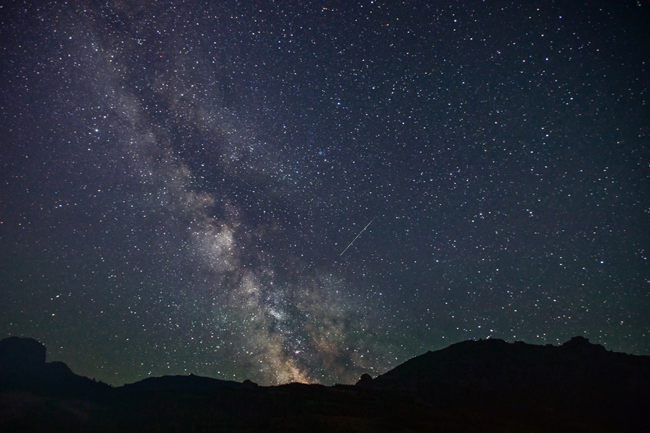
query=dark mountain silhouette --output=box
[365,336,650,431]
[0,337,111,398]
[1,336,648,432]
[0,337,46,372]
[121,373,254,392]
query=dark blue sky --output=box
[1,0,648,386]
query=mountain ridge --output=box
[362,336,650,429]
[1,335,648,432]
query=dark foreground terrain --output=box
[1,336,648,432]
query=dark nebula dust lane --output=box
[1,1,648,386]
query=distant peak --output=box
[0,336,47,373]
[561,336,606,351]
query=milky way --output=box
[1,1,648,386]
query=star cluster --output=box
[1,1,648,386]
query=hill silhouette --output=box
[121,373,255,392]
[367,337,650,430]
[1,336,648,432]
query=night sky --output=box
[1,1,649,386]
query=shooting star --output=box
[339,218,374,257]
[526,264,550,289]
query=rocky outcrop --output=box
[0,337,111,399]
[354,373,375,388]
[0,337,46,374]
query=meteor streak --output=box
[339,219,374,257]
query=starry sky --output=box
[1,0,649,386]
